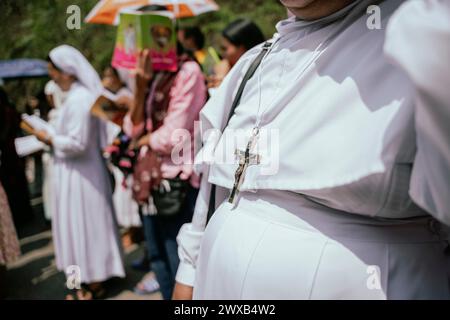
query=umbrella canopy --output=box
[85,0,219,25]
[0,59,48,80]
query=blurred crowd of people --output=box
[0,18,266,300]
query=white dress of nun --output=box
[111,86,141,228]
[112,168,140,228]
[47,45,125,284]
[42,80,67,221]
[176,0,450,300]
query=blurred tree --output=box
[0,0,286,110]
[181,0,287,47]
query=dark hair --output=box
[182,26,205,50]
[0,87,10,108]
[104,65,125,87]
[105,65,120,80]
[0,87,8,129]
[46,55,62,72]
[222,19,265,50]
[176,40,185,56]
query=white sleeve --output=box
[175,165,211,286]
[50,95,92,158]
[173,48,260,286]
[384,0,450,225]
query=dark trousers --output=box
[142,185,198,300]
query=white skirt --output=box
[52,158,125,284]
[112,167,141,228]
[42,152,55,221]
[193,190,450,299]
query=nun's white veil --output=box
[49,44,103,96]
[49,45,118,148]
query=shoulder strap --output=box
[224,41,272,129]
[207,41,272,224]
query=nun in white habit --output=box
[174,0,450,300]
[35,45,125,299]
[42,80,67,221]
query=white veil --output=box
[49,44,103,97]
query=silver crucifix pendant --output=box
[228,127,261,204]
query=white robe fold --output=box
[384,0,450,230]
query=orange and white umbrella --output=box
[85,0,219,25]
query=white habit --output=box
[48,45,125,284]
[42,80,67,221]
[176,0,450,299]
[112,169,141,228]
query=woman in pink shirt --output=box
[123,46,206,300]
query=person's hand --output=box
[172,282,193,300]
[206,74,224,89]
[137,133,151,148]
[135,49,153,93]
[115,94,134,110]
[35,130,52,146]
[207,59,230,88]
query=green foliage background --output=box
[0,0,286,110]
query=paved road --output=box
[4,202,162,300]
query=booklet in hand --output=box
[20,114,55,136]
[15,135,46,157]
[90,88,130,125]
[90,89,127,147]
[112,11,177,72]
